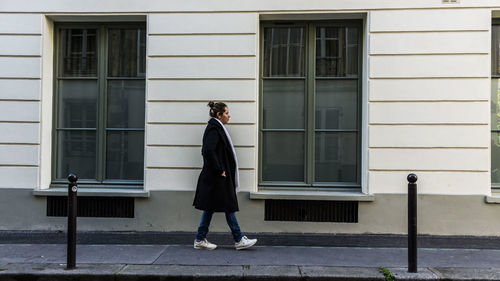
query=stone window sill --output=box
[249,190,375,201]
[32,188,149,198]
[485,194,500,204]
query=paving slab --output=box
[0,244,167,265]
[243,265,301,281]
[432,267,500,280]
[6,244,500,268]
[389,267,439,280]
[0,244,66,263]
[419,249,500,268]
[75,245,167,264]
[299,266,384,281]
[154,245,408,266]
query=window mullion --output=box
[306,24,316,185]
[356,24,363,185]
[51,27,61,181]
[97,26,107,182]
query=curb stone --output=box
[4,264,500,281]
[0,263,123,281]
[299,266,384,281]
[0,264,386,281]
[117,264,244,280]
[243,265,301,281]
[389,268,440,281]
[431,268,500,281]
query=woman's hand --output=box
[221,171,227,177]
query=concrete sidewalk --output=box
[2,243,500,280]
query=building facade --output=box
[1,0,500,235]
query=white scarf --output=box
[214,118,240,190]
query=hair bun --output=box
[207,101,227,118]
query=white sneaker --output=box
[194,239,217,250]
[235,236,257,250]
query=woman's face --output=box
[217,107,230,124]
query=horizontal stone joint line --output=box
[0,77,41,80]
[370,30,489,34]
[369,77,489,80]
[0,33,42,36]
[369,123,488,126]
[0,55,42,58]
[147,166,201,170]
[369,100,488,103]
[148,55,256,58]
[147,122,255,125]
[0,143,39,146]
[369,169,488,173]
[369,147,488,149]
[148,78,256,81]
[147,100,256,103]
[0,164,38,167]
[148,144,202,148]
[147,144,253,148]
[149,33,256,36]
[370,53,488,56]
[0,99,40,102]
[147,166,255,170]
[0,121,40,124]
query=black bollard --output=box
[407,173,418,273]
[67,174,78,269]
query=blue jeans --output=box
[195,211,243,242]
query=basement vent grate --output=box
[265,199,358,223]
[47,196,134,218]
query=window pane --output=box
[60,29,97,77]
[492,79,500,131]
[346,27,359,76]
[107,80,145,128]
[263,27,305,77]
[493,133,500,184]
[316,26,359,77]
[263,80,305,129]
[57,130,97,179]
[315,132,357,183]
[493,25,500,75]
[108,28,146,77]
[315,80,357,130]
[106,131,144,180]
[58,80,98,128]
[262,132,304,182]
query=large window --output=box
[492,23,500,186]
[52,23,146,188]
[259,21,361,189]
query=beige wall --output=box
[145,12,258,192]
[2,0,500,12]
[368,8,490,195]
[0,14,42,189]
[0,2,497,197]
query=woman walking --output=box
[193,101,257,250]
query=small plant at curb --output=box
[379,267,396,281]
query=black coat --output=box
[193,118,239,213]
